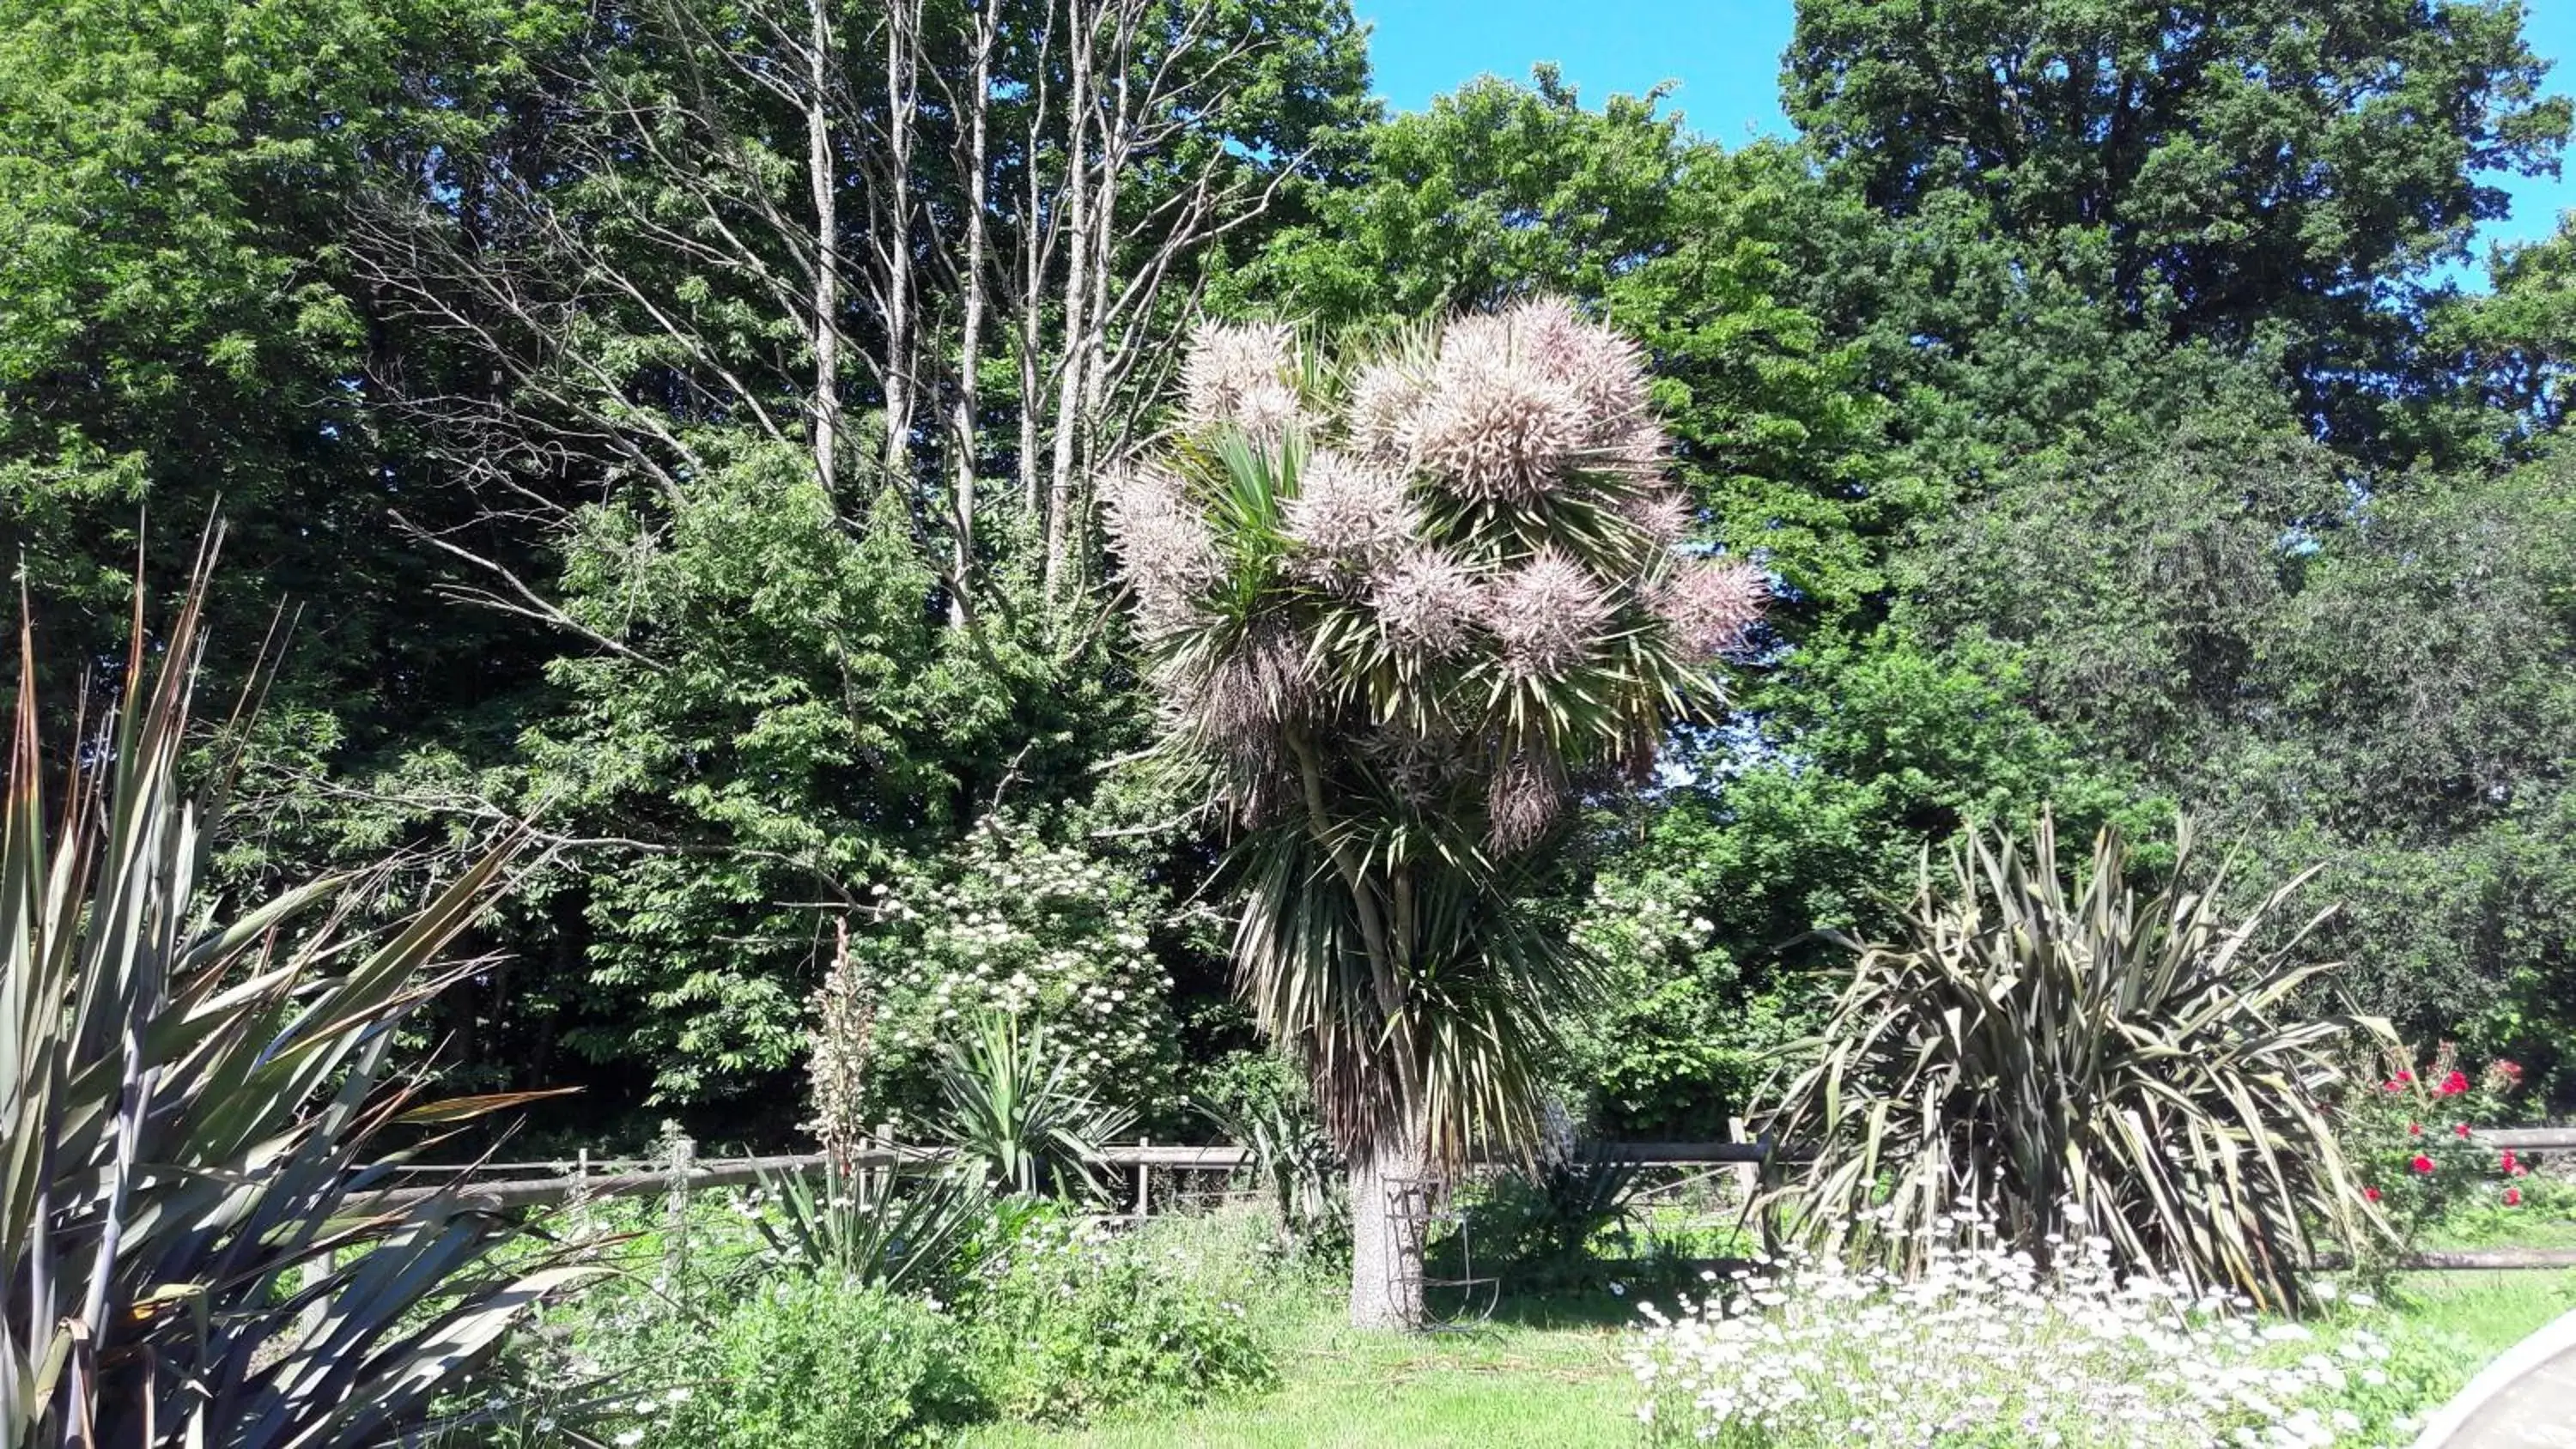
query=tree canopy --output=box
[3,0,2573,1143]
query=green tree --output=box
[1783,0,2568,437]
[0,0,570,706]
[2442,211,2576,433]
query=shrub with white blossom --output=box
[1627,1207,2424,1448]
[836,815,1184,1131]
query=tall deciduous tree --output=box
[1782,0,2570,441]
[314,0,1372,1107]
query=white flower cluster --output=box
[1627,1207,2401,1448]
[1571,868,1717,977]
[862,819,1181,1118]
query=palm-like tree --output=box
[1104,302,1764,1327]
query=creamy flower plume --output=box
[1653,556,1766,658]
[1368,548,1485,658]
[1621,484,1695,548]
[1285,451,1419,586]
[1100,464,1220,628]
[1182,319,1302,440]
[1485,549,1613,678]
[1348,359,1431,461]
[1510,296,1652,446]
[1403,324,1585,501]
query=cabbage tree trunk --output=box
[1347,1138,1427,1331]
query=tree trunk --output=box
[1346,1138,1427,1331]
[803,0,841,496]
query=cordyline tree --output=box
[1104,299,1765,1328]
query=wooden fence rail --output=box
[376,1126,2576,1218]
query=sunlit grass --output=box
[954,1286,1638,1448]
[955,1264,2576,1448]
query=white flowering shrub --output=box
[852,816,1183,1129]
[1627,1209,2421,1448]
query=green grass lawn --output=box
[955,1291,1643,1449]
[2374,1265,2576,1360]
[956,1269,2576,1449]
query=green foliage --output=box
[1,549,586,1446]
[1449,1161,1644,1291]
[1760,813,2391,1309]
[1193,1051,1345,1240]
[927,1014,1137,1200]
[2444,210,2576,432]
[645,1275,982,1449]
[753,1163,989,1293]
[1564,839,1818,1139]
[958,1208,1283,1422]
[858,815,1186,1131]
[0,0,568,726]
[1550,633,2167,1140]
[1784,0,2569,440]
[527,465,1132,1106]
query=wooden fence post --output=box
[662,1125,694,1288]
[1727,1117,1756,1203]
[1135,1137,1151,1219]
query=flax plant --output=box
[2,539,589,1448]
[1757,813,2394,1309]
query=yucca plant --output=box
[750,1161,985,1294]
[1103,301,1765,1326]
[927,1012,1133,1200]
[1755,812,2393,1310]
[3,542,591,1448]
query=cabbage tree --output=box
[1104,301,1763,1327]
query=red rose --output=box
[2410,1154,2436,1174]
[2505,1186,2523,1207]
[2438,1070,2470,1096]
[2364,1185,2382,1203]
[2502,1150,2519,1174]
[2455,1123,2472,1139]
[2408,1122,2423,1137]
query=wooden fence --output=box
[375,1126,2576,1273]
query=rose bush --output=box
[2334,1044,2530,1269]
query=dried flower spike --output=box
[1404,324,1585,502]
[1181,318,1303,440]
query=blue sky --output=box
[1357,0,2576,282]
